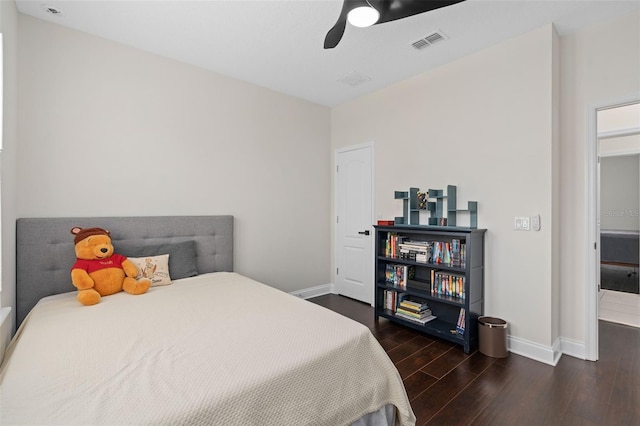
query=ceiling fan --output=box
[324,0,466,49]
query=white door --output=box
[335,143,374,304]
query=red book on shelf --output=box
[377,220,395,226]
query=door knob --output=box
[358,230,370,236]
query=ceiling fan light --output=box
[347,6,380,28]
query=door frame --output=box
[585,93,640,361]
[333,142,375,305]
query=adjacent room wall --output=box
[600,155,640,232]
[17,15,332,302]
[332,25,558,356]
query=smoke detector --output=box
[337,71,372,87]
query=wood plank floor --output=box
[309,294,640,426]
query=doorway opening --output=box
[597,103,640,328]
[586,96,640,361]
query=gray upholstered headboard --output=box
[16,216,233,326]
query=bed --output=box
[1,216,415,426]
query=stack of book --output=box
[395,298,436,324]
[398,240,431,263]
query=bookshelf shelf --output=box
[374,225,486,354]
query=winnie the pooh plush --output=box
[70,227,150,306]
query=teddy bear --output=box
[70,227,151,306]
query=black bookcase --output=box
[374,225,486,353]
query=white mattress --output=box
[1,272,415,425]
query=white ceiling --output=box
[15,0,640,107]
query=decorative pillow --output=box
[128,254,172,286]
[116,240,198,280]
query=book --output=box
[395,312,437,325]
[396,307,432,319]
[456,308,466,336]
[399,300,426,311]
[384,290,397,311]
[451,239,461,267]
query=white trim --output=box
[599,150,640,158]
[560,336,586,360]
[507,335,562,366]
[586,93,640,362]
[289,284,334,300]
[586,102,599,361]
[597,126,640,140]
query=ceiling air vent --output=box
[337,71,372,87]
[411,31,447,51]
[42,4,64,16]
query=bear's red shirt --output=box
[71,253,127,274]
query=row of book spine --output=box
[384,233,403,258]
[385,264,415,289]
[431,271,465,299]
[384,232,466,268]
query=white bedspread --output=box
[1,272,415,426]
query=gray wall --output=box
[601,155,640,231]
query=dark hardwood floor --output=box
[309,294,640,426]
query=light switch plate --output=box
[514,216,530,231]
[531,214,540,231]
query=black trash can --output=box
[478,316,508,358]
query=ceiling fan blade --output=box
[324,0,466,48]
[324,20,347,49]
[376,0,466,24]
[324,0,357,49]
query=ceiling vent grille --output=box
[337,71,372,87]
[42,4,64,16]
[411,31,447,50]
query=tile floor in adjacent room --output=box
[599,289,640,328]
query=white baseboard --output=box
[507,334,563,366]
[559,336,586,360]
[289,283,334,300]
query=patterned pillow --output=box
[116,240,198,279]
[128,254,172,286]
